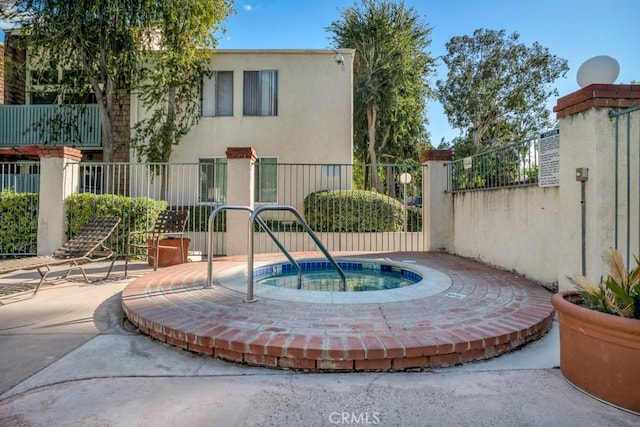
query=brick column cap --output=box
[39,146,82,161]
[226,147,257,161]
[421,149,452,163]
[553,84,640,119]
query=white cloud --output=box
[243,5,254,12]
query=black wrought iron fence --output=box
[447,137,539,192]
[611,106,640,265]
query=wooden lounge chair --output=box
[124,210,189,276]
[0,216,121,296]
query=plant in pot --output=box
[551,248,640,414]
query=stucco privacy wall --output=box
[555,85,640,290]
[452,187,560,285]
[432,84,640,291]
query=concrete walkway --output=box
[0,261,638,426]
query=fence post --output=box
[421,149,453,251]
[37,146,81,255]
[225,147,256,256]
[554,84,640,290]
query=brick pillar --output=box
[421,149,453,251]
[3,33,26,105]
[112,89,131,163]
[110,88,131,195]
[225,147,257,256]
[553,84,640,290]
[37,147,81,254]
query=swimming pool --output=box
[255,260,422,292]
[216,257,452,304]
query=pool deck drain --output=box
[122,251,554,372]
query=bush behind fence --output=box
[1,161,425,257]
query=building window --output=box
[30,91,59,104]
[243,70,278,116]
[29,67,98,105]
[30,67,58,86]
[254,157,277,203]
[199,158,227,203]
[202,71,233,117]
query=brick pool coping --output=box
[121,251,554,372]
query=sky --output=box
[2,0,639,145]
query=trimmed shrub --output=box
[0,190,39,256]
[66,193,166,253]
[304,190,404,232]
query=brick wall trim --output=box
[39,146,83,161]
[553,84,640,119]
[421,149,453,163]
[226,147,257,161]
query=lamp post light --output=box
[399,172,412,233]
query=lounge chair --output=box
[0,216,121,296]
[124,210,190,276]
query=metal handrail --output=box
[206,205,302,289]
[246,205,346,302]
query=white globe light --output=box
[399,173,412,184]
[576,55,620,88]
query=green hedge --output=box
[0,190,39,256]
[304,190,406,232]
[66,193,167,253]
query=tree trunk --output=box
[387,166,396,198]
[159,87,177,200]
[91,76,115,163]
[366,106,383,193]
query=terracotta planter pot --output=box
[147,238,190,267]
[552,291,640,414]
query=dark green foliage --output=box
[327,0,435,191]
[437,28,568,153]
[0,191,39,256]
[569,248,640,319]
[253,220,305,233]
[66,193,166,254]
[304,190,405,232]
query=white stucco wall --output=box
[557,107,639,290]
[130,49,353,164]
[452,186,560,285]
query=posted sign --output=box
[538,129,560,187]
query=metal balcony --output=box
[0,104,102,148]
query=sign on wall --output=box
[463,157,472,170]
[538,129,560,187]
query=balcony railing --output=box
[0,104,102,148]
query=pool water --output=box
[255,260,422,292]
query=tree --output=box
[131,0,233,164]
[2,0,151,162]
[1,0,233,163]
[327,0,435,193]
[436,29,568,157]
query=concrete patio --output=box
[0,258,638,426]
